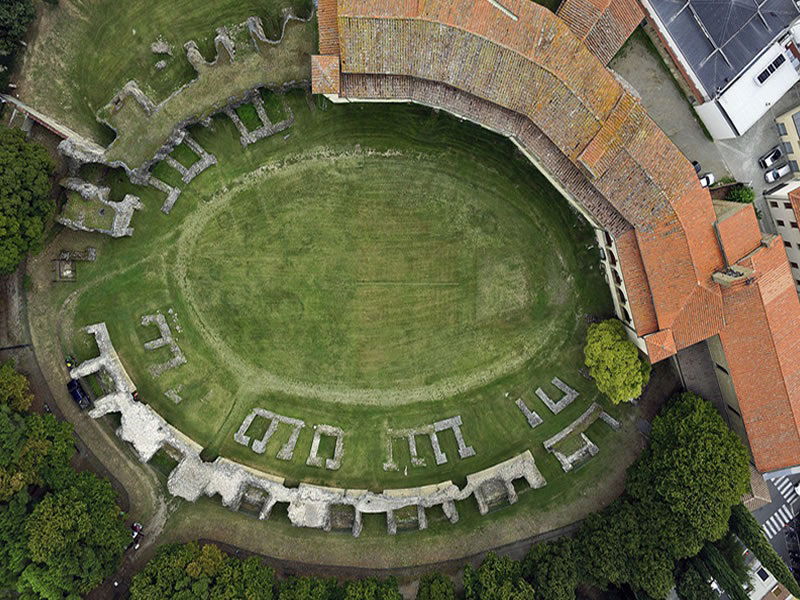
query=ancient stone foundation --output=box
[74,323,549,537]
[58,178,142,237]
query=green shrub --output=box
[725,186,755,204]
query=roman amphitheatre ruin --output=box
[11,0,800,568]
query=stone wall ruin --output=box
[74,323,549,537]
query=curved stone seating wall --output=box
[76,323,548,537]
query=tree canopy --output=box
[626,393,750,556]
[729,503,800,598]
[416,573,455,600]
[464,553,535,600]
[0,0,35,57]
[0,127,54,274]
[0,363,128,599]
[574,392,750,599]
[130,542,277,600]
[583,319,650,404]
[522,539,577,600]
[0,360,33,411]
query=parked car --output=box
[759,145,784,169]
[765,162,792,183]
[66,379,90,410]
[699,173,715,188]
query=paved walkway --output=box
[609,34,728,179]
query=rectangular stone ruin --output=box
[543,402,616,472]
[224,89,294,147]
[163,134,217,184]
[76,327,554,540]
[71,323,136,395]
[466,450,547,515]
[234,408,306,460]
[515,398,543,428]
[328,504,357,532]
[147,174,182,214]
[383,415,475,471]
[58,178,142,237]
[141,312,186,377]
[535,377,579,414]
[306,424,344,470]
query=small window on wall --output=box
[792,161,800,172]
[777,219,786,227]
[793,222,799,229]
[791,261,799,269]
[757,568,769,582]
[785,202,793,209]
[785,241,792,248]
[771,201,780,208]
[621,306,631,324]
[778,122,788,136]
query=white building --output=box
[743,548,795,600]
[765,179,800,291]
[640,0,800,139]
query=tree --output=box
[280,576,341,600]
[0,360,33,411]
[130,542,276,600]
[0,0,34,57]
[575,500,675,599]
[343,578,401,600]
[0,411,74,502]
[726,186,755,204]
[416,573,455,600]
[464,553,535,600]
[676,561,717,600]
[522,539,577,600]
[20,471,129,597]
[729,503,800,598]
[584,319,650,404]
[698,543,749,600]
[626,393,750,557]
[0,127,54,274]
[0,490,30,589]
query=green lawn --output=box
[45,92,627,501]
[18,0,314,147]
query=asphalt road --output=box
[754,475,800,571]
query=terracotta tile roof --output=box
[558,0,644,64]
[320,0,800,472]
[720,238,800,472]
[644,329,677,363]
[311,55,341,95]
[713,201,763,265]
[318,0,340,54]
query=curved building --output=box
[312,0,800,475]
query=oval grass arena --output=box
[178,150,574,390]
[61,94,629,506]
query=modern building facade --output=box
[776,104,800,173]
[312,0,800,476]
[765,181,800,290]
[640,0,800,139]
